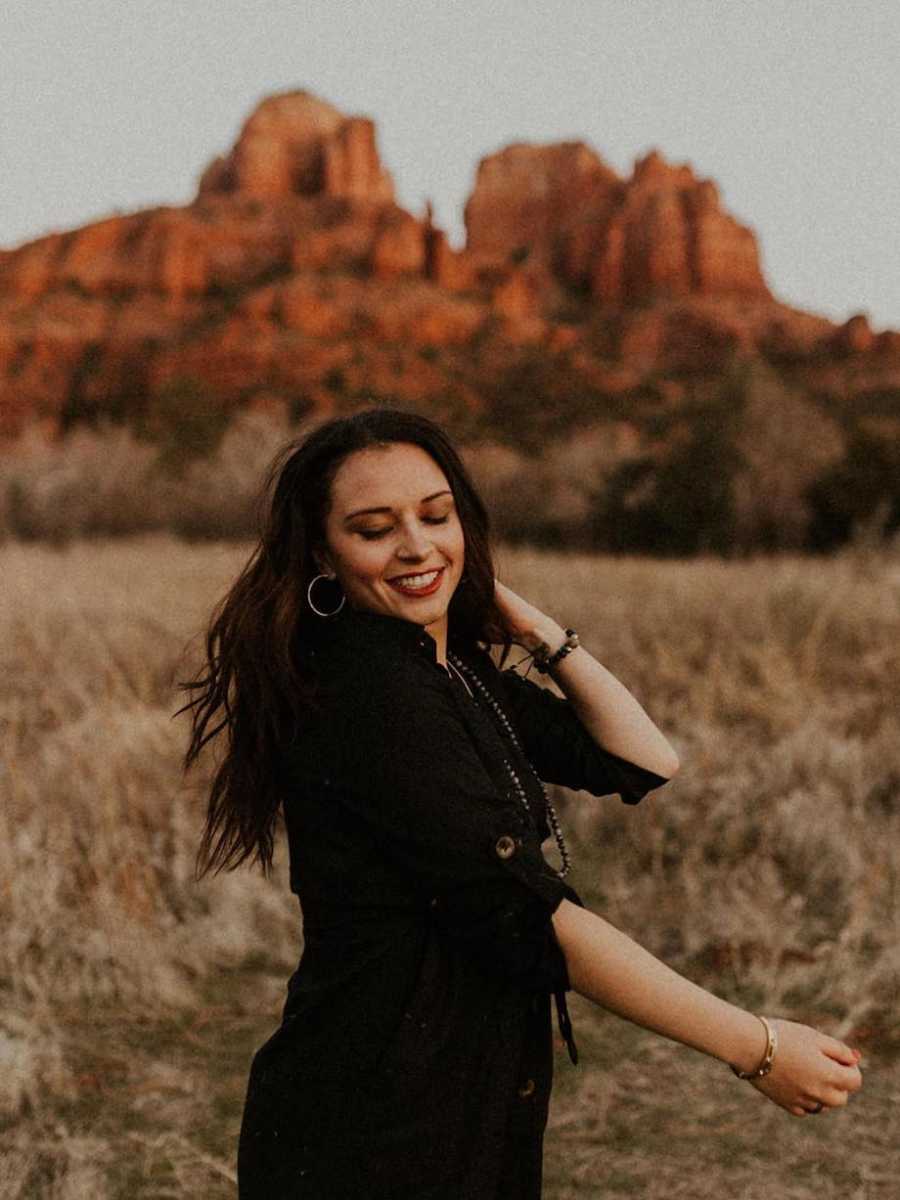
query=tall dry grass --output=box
[2,535,898,1196]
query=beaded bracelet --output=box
[533,629,580,674]
[730,1015,778,1080]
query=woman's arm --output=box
[552,898,863,1116]
[494,579,680,778]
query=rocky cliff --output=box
[0,88,897,443]
[465,144,769,303]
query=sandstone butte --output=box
[0,88,897,444]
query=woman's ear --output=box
[312,548,335,578]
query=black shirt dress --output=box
[236,606,670,1199]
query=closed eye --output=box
[357,515,450,540]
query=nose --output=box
[396,518,433,561]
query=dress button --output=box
[518,1078,536,1098]
[495,835,517,859]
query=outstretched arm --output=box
[493,579,680,779]
[552,898,863,1117]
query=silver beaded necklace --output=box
[445,651,572,878]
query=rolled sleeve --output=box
[279,659,584,994]
[496,664,672,804]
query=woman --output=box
[180,408,863,1199]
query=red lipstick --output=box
[387,566,445,598]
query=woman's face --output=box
[317,441,466,645]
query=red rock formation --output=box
[464,142,620,266]
[830,313,876,355]
[422,201,473,291]
[198,90,394,204]
[369,209,426,278]
[0,90,897,447]
[466,144,769,303]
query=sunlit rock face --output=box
[0,89,897,445]
[197,89,395,204]
[465,143,769,303]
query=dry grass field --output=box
[2,535,898,1198]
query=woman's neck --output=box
[422,614,448,667]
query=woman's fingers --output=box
[821,1037,860,1066]
[825,1059,863,1095]
[807,1063,861,1110]
[795,1092,840,1115]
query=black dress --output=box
[236,607,670,1199]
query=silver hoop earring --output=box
[307,573,346,617]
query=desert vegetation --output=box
[2,534,898,1197]
[2,357,899,556]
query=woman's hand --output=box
[492,578,567,654]
[749,1019,863,1116]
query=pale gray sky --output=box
[2,0,898,328]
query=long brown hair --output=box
[177,408,512,881]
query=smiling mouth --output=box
[387,567,446,597]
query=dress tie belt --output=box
[303,918,580,1064]
[553,987,579,1065]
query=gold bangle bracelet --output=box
[730,1015,777,1080]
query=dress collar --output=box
[338,606,439,660]
[304,603,480,668]
[305,604,440,662]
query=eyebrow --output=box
[343,489,453,522]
